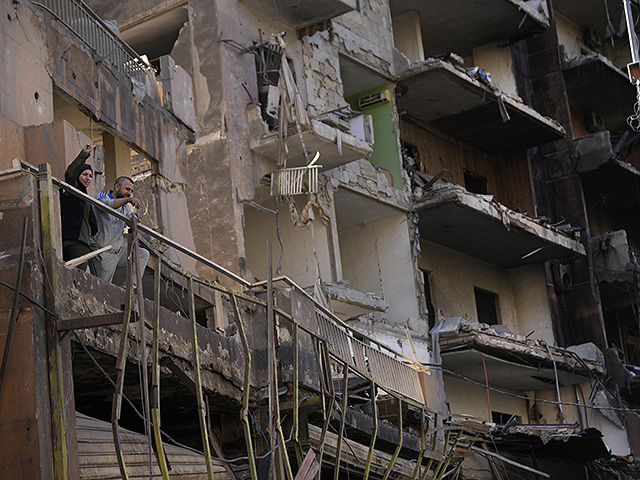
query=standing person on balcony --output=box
[91,176,149,287]
[60,143,98,271]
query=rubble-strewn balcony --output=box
[415,182,585,268]
[251,118,373,170]
[390,0,549,59]
[435,317,605,391]
[562,53,636,132]
[238,0,357,29]
[396,59,566,155]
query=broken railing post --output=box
[38,163,79,479]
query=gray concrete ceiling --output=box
[334,187,405,233]
[120,7,188,61]
[340,56,390,98]
[239,0,356,29]
[389,0,548,58]
[562,53,636,133]
[397,61,565,154]
[554,0,626,40]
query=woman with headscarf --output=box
[60,143,98,270]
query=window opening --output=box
[464,170,487,195]
[474,287,499,325]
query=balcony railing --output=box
[33,0,152,83]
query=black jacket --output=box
[60,150,98,243]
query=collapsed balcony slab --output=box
[389,0,549,58]
[562,53,636,132]
[396,59,566,154]
[415,183,585,268]
[251,119,373,170]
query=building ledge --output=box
[324,282,390,320]
[436,318,604,390]
[390,0,549,58]
[562,53,635,132]
[592,230,640,285]
[396,59,565,154]
[414,183,585,268]
[251,119,373,170]
[239,0,356,29]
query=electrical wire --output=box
[433,366,640,413]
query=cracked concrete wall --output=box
[0,2,53,128]
[301,30,347,118]
[333,0,395,77]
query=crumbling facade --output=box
[1,0,640,479]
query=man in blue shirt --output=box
[91,176,150,286]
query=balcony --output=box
[396,59,566,155]
[251,119,373,170]
[436,317,604,391]
[554,0,624,42]
[415,183,585,268]
[238,0,357,29]
[389,0,549,59]
[562,53,636,132]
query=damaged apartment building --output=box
[2,0,640,478]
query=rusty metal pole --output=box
[267,240,279,480]
[132,221,154,476]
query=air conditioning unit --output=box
[586,111,605,133]
[349,114,374,144]
[552,262,574,291]
[583,27,602,50]
[358,89,390,109]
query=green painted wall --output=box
[346,83,402,189]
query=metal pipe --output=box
[231,294,258,480]
[188,277,215,479]
[267,241,278,478]
[150,254,170,479]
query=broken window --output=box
[474,287,500,325]
[464,170,488,195]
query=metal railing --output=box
[9,158,445,479]
[33,0,152,83]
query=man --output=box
[92,176,150,286]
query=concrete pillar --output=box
[102,132,131,190]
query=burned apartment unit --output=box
[1,0,640,479]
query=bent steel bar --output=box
[151,254,170,479]
[362,380,379,480]
[111,233,135,480]
[188,277,215,479]
[232,293,258,480]
[333,366,349,480]
[132,222,154,476]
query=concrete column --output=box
[102,132,131,189]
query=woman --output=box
[60,143,98,270]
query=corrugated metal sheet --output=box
[76,412,229,479]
